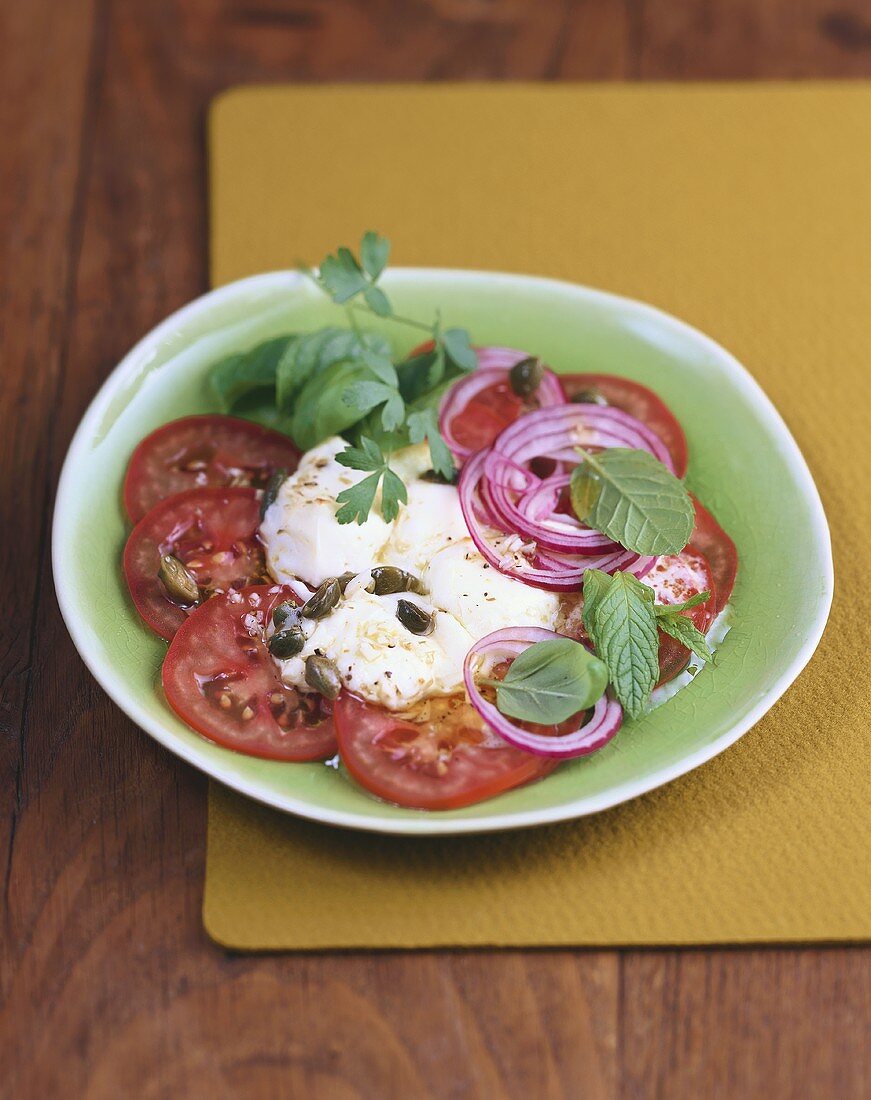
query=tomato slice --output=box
[690,495,738,613]
[645,545,716,685]
[123,414,300,522]
[334,692,556,810]
[162,584,337,761]
[560,373,688,477]
[124,487,270,640]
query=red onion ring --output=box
[459,448,656,589]
[439,353,567,462]
[463,627,623,758]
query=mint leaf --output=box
[380,467,408,523]
[360,231,390,280]
[363,285,392,317]
[442,328,477,372]
[571,447,694,556]
[335,472,382,525]
[586,571,659,719]
[656,613,714,663]
[581,568,612,639]
[485,637,608,725]
[654,590,712,617]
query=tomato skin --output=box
[560,373,688,477]
[334,693,556,810]
[689,495,738,613]
[123,414,300,522]
[124,487,269,640]
[162,584,337,762]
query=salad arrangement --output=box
[120,234,737,810]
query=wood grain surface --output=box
[2,2,870,1097]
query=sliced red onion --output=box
[459,448,656,589]
[463,627,623,759]
[438,354,567,462]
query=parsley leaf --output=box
[570,447,694,556]
[442,328,477,372]
[407,407,455,480]
[343,381,406,432]
[360,231,390,280]
[334,437,407,524]
[319,248,369,303]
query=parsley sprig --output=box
[334,437,407,524]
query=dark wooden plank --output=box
[1,1,870,1098]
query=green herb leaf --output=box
[654,590,712,617]
[485,637,608,725]
[407,407,455,481]
[380,467,408,523]
[363,285,392,317]
[275,328,357,412]
[335,471,382,525]
[319,248,369,303]
[585,571,660,719]
[570,447,694,556]
[343,380,406,432]
[442,328,477,372]
[360,231,390,280]
[360,343,398,387]
[209,336,295,412]
[335,436,385,472]
[581,568,612,639]
[290,359,383,451]
[656,613,714,663]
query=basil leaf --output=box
[275,327,352,412]
[290,360,381,451]
[489,637,608,725]
[656,613,714,663]
[570,448,694,556]
[586,571,659,719]
[209,336,295,412]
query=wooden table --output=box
[3,2,870,1096]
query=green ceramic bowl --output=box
[53,270,832,835]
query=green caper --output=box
[158,554,200,606]
[366,566,428,597]
[272,600,301,629]
[509,356,544,398]
[396,599,435,636]
[336,571,357,593]
[268,627,307,659]
[304,654,343,700]
[301,578,342,620]
[260,467,288,519]
[570,387,608,406]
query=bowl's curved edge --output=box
[52,268,834,836]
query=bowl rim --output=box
[52,267,834,835]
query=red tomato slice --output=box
[560,373,689,477]
[123,415,300,522]
[162,584,337,762]
[690,495,738,613]
[645,545,716,685]
[334,692,556,810]
[124,487,270,640]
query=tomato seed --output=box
[241,706,254,720]
[218,693,232,709]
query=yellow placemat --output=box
[204,84,869,949]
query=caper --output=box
[366,566,428,597]
[396,599,435,636]
[301,578,342,620]
[158,554,200,606]
[337,571,357,593]
[260,467,288,519]
[304,654,342,700]
[272,600,300,629]
[268,627,306,659]
[509,356,544,398]
[570,387,608,406]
